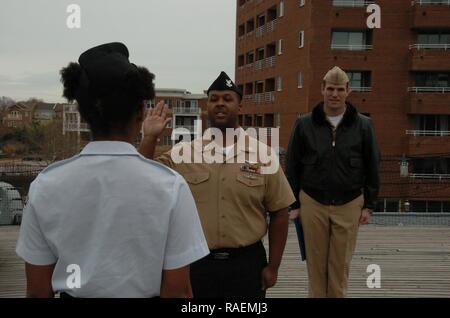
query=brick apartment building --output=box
[146,88,208,147]
[235,0,450,212]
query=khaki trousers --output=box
[300,190,363,298]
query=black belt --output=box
[206,241,263,260]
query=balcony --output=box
[256,26,265,38]
[331,44,373,51]
[410,45,450,71]
[408,88,450,114]
[64,122,90,132]
[406,130,450,136]
[410,174,450,180]
[411,1,450,29]
[266,20,277,33]
[407,131,450,155]
[254,60,264,70]
[255,93,265,103]
[173,125,198,133]
[332,0,375,7]
[253,92,275,103]
[173,107,201,115]
[265,56,276,68]
[408,87,450,93]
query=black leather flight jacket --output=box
[286,102,381,210]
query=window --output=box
[417,31,450,45]
[246,18,255,33]
[346,71,372,89]
[332,30,372,50]
[412,157,450,174]
[415,72,450,87]
[277,76,282,91]
[299,31,304,48]
[163,135,172,146]
[415,115,450,132]
[238,24,245,37]
[278,39,283,55]
[297,72,303,88]
[279,1,284,17]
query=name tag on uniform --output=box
[240,161,262,176]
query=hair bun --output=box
[60,62,83,101]
[124,66,155,100]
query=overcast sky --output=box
[0,0,236,102]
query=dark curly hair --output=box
[60,62,155,137]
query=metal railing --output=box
[266,20,277,33]
[256,26,264,38]
[410,173,450,180]
[409,44,450,50]
[245,63,253,69]
[64,122,90,132]
[265,56,276,68]
[408,87,450,93]
[255,93,265,103]
[331,44,373,50]
[173,107,201,114]
[332,0,375,7]
[350,86,372,92]
[243,94,253,100]
[254,60,264,70]
[412,0,450,5]
[173,125,197,133]
[265,92,275,102]
[406,130,450,136]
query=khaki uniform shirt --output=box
[157,128,295,249]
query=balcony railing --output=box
[410,173,450,180]
[408,87,450,93]
[65,122,90,132]
[255,93,265,103]
[243,94,253,100]
[406,130,450,136]
[266,20,277,33]
[245,63,253,69]
[256,26,265,38]
[331,44,373,50]
[255,60,264,70]
[173,125,197,133]
[332,0,375,7]
[265,56,276,68]
[265,91,275,102]
[409,44,450,50]
[412,0,450,5]
[173,107,201,114]
[350,86,372,92]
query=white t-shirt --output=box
[327,113,344,128]
[16,141,209,298]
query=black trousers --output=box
[190,241,267,298]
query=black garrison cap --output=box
[207,71,243,99]
[78,42,136,93]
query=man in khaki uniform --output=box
[286,66,380,297]
[140,71,295,297]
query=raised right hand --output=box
[142,100,172,138]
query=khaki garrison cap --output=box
[323,66,349,85]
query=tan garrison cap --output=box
[323,66,349,85]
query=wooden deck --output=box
[1,224,449,298]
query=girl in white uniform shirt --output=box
[15,42,209,298]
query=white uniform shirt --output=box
[16,141,209,298]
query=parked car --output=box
[0,182,23,225]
